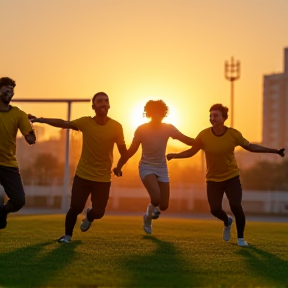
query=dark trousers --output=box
[65,175,111,236]
[0,165,25,213]
[206,176,246,238]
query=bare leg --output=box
[141,174,161,234]
[141,174,161,208]
[158,181,170,211]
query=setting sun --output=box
[163,106,179,127]
[130,104,148,129]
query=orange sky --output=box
[1,0,288,145]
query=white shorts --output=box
[139,163,169,182]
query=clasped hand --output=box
[113,168,122,177]
[278,148,285,157]
[166,153,175,161]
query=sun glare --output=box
[163,106,179,126]
[130,104,148,129]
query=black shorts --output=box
[70,175,111,211]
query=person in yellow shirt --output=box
[0,77,36,229]
[167,103,285,247]
[31,92,127,243]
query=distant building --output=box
[235,47,288,169]
[262,47,288,148]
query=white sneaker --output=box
[237,238,248,247]
[57,235,71,243]
[151,207,161,220]
[222,215,233,241]
[80,207,93,232]
[143,213,152,234]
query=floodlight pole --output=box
[12,98,90,212]
[225,57,240,128]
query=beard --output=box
[2,99,11,105]
[1,96,12,105]
[1,91,13,104]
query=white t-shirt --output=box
[131,123,182,167]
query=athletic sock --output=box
[146,203,155,218]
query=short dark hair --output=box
[92,92,108,104]
[144,100,169,118]
[209,103,229,120]
[0,77,16,89]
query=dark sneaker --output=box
[151,207,161,220]
[0,205,7,230]
[57,235,71,243]
[0,216,7,229]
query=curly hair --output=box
[0,77,16,89]
[144,100,169,119]
[209,103,229,120]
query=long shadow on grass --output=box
[0,240,81,288]
[236,245,288,287]
[119,235,200,288]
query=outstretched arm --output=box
[31,117,78,130]
[167,145,201,161]
[241,143,285,157]
[174,132,194,146]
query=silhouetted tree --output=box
[241,160,288,191]
[21,153,64,185]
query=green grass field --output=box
[0,214,287,288]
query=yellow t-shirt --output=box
[71,117,125,182]
[194,127,249,182]
[0,106,33,167]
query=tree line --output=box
[20,152,288,191]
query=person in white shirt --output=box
[114,100,194,234]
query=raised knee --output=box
[159,204,168,211]
[230,204,243,212]
[91,209,105,220]
[151,197,161,207]
[14,197,25,211]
